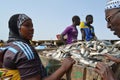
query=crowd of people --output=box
[0,0,120,80]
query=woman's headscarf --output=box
[8,14,31,43]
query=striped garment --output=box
[1,41,47,79]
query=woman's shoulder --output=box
[7,41,37,60]
[6,41,32,53]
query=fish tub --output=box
[37,40,120,80]
[39,55,102,80]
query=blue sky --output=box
[0,0,119,41]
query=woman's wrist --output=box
[60,65,67,73]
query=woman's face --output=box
[105,9,120,38]
[19,19,34,40]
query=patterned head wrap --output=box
[17,14,31,29]
[105,0,120,10]
[8,14,31,38]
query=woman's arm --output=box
[24,57,75,80]
[44,57,75,80]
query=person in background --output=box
[80,14,97,41]
[60,15,80,44]
[95,0,120,80]
[1,14,75,80]
[0,40,4,47]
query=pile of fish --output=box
[39,40,120,68]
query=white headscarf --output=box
[105,0,120,10]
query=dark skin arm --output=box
[94,62,116,80]
[80,29,86,41]
[90,26,97,40]
[24,57,75,80]
[104,54,120,63]
[92,32,97,40]
[60,34,67,45]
